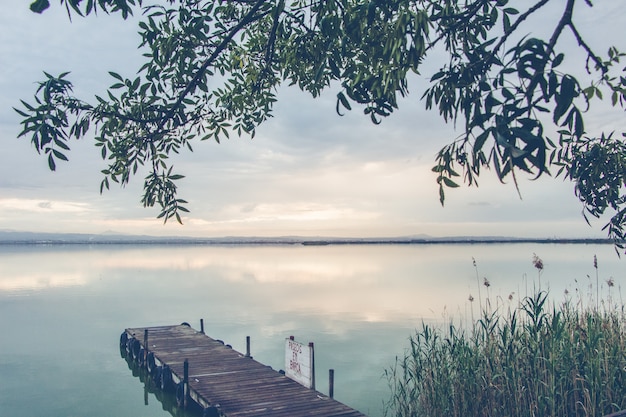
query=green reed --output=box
[384,257,626,417]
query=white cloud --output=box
[0,198,91,213]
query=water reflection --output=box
[0,243,623,417]
[121,349,201,417]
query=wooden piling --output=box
[143,329,148,366]
[183,358,189,409]
[309,341,316,390]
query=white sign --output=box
[284,337,315,389]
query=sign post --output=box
[284,336,315,389]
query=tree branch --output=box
[523,0,574,105]
[158,0,268,133]
[567,21,608,74]
[488,0,552,63]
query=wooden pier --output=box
[120,324,368,417]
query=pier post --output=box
[309,342,315,390]
[245,336,251,357]
[200,319,204,334]
[184,359,189,409]
[143,329,149,367]
[329,369,334,399]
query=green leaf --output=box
[474,129,490,153]
[54,138,71,151]
[552,53,564,68]
[100,177,110,194]
[13,107,30,118]
[30,0,50,13]
[108,71,124,82]
[53,149,68,161]
[583,86,595,100]
[503,14,511,32]
[442,177,459,188]
[554,76,577,124]
[47,154,56,171]
[439,184,445,206]
[336,91,351,115]
[594,86,603,100]
[574,108,584,138]
[560,75,576,101]
[502,87,515,100]
[19,99,36,112]
[431,71,446,82]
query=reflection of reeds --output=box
[385,256,626,417]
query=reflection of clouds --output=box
[82,247,383,283]
[266,282,439,323]
[0,244,622,325]
[93,250,215,270]
[0,272,85,292]
[0,246,442,322]
[221,258,380,284]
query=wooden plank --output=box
[122,324,367,417]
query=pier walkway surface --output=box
[121,324,368,417]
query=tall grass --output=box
[385,256,626,417]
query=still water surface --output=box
[0,243,624,416]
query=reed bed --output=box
[385,256,626,417]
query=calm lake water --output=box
[0,243,624,417]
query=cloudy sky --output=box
[0,1,624,239]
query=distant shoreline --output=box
[0,229,619,246]
[0,237,616,246]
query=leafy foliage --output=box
[385,289,626,417]
[386,252,626,417]
[29,0,140,18]
[16,0,626,245]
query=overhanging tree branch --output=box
[158,0,268,133]
[15,0,626,248]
